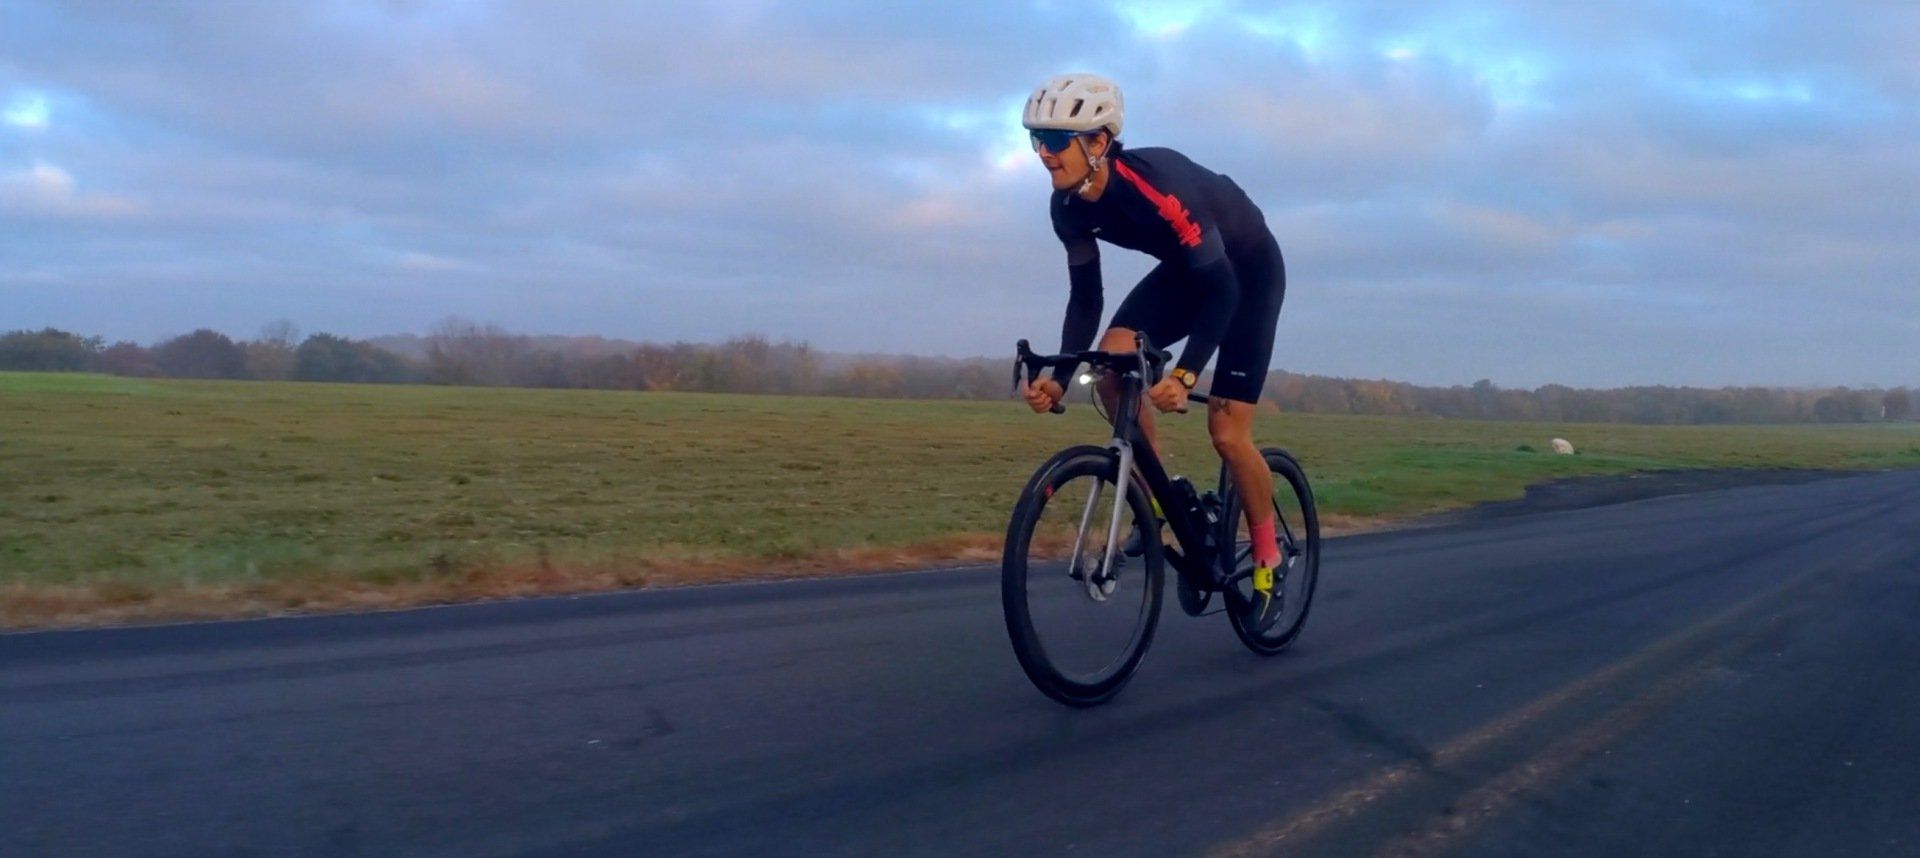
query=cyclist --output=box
[1017,73,1288,603]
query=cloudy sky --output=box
[3,1,1916,387]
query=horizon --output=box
[16,320,1915,395]
[4,2,1918,389]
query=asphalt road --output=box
[5,469,1919,856]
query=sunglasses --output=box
[1029,128,1093,154]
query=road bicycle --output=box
[1002,334,1320,706]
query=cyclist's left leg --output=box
[1208,398,1277,566]
[1207,239,1287,568]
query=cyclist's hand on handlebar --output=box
[1023,377,1064,414]
[1148,376,1189,414]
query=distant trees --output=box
[244,320,300,381]
[831,362,904,398]
[5,322,1919,426]
[626,344,684,391]
[151,329,248,379]
[1885,389,1913,422]
[293,333,415,383]
[94,341,162,377]
[425,318,532,387]
[1812,389,1882,423]
[1252,372,1916,425]
[0,328,100,371]
[417,323,832,396]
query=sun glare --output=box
[1115,0,1222,39]
[3,91,51,130]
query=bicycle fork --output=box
[1066,438,1135,601]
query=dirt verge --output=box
[0,467,1873,631]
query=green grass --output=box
[3,371,1917,620]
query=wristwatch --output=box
[1171,368,1198,389]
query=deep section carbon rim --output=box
[1002,449,1163,705]
[1221,449,1320,655]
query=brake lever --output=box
[1014,339,1067,415]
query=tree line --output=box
[0,325,417,385]
[1263,373,1909,425]
[2,323,1912,425]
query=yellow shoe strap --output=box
[1253,566,1274,594]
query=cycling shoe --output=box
[1241,567,1285,632]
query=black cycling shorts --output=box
[1108,236,1285,404]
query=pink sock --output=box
[1249,518,1281,568]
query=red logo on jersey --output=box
[1113,160,1203,248]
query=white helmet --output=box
[1022,73,1123,139]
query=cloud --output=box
[394,250,484,273]
[0,161,143,218]
[0,0,1916,387]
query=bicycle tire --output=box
[1001,444,1165,706]
[1219,447,1321,656]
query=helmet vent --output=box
[1021,73,1123,137]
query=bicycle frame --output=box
[1109,355,1218,581]
[1016,337,1218,588]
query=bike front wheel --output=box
[1002,445,1164,707]
[1219,447,1321,656]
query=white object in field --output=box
[1551,438,1575,455]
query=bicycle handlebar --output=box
[1013,335,1209,415]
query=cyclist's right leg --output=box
[1105,268,1205,605]
[1101,261,1198,456]
[1208,238,1286,569]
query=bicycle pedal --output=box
[1124,517,1168,558]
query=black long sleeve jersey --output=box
[1049,145,1278,376]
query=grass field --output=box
[4,371,1918,627]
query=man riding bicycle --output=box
[1017,73,1288,597]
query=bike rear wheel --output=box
[1219,448,1321,656]
[1002,445,1164,706]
